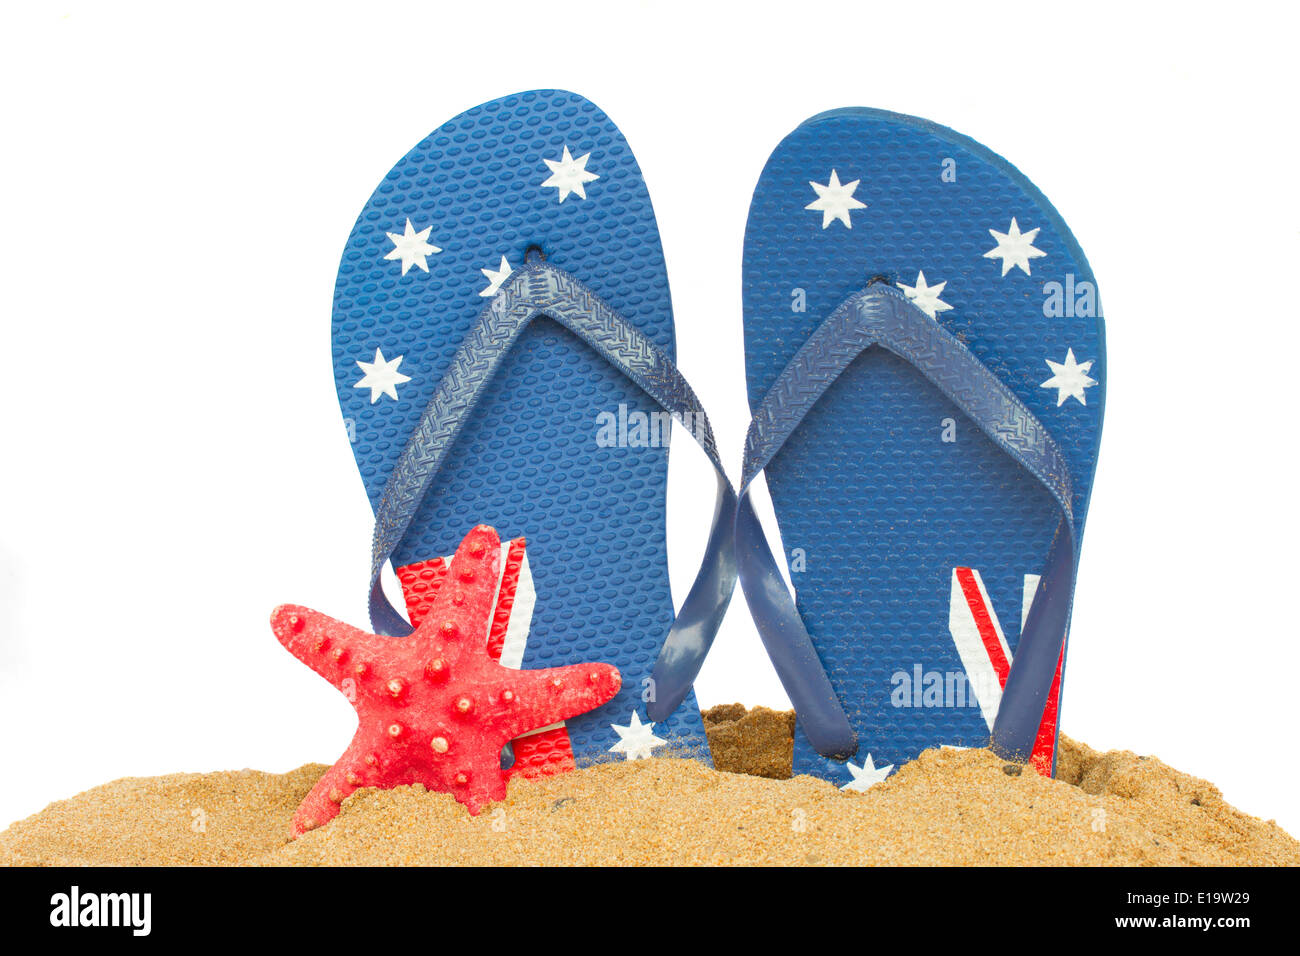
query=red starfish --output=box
[271,524,622,834]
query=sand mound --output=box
[2,708,1295,866]
[703,704,796,778]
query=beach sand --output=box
[2,706,1295,866]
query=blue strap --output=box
[367,259,737,720]
[738,282,1077,762]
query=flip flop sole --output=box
[332,90,709,768]
[743,108,1105,785]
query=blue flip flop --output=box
[331,90,735,772]
[737,108,1105,788]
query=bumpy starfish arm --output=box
[497,662,622,741]
[290,731,379,836]
[270,604,383,690]
[409,525,503,663]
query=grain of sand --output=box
[2,707,1295,866]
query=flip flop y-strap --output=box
[737,282,1077,762]
[367,258,738,709]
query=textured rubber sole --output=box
[332,90,710,769]
[743,108,1105,786]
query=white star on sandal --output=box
[898,270,953,319]
[608,711,667,761]
[540,146,598,202]
[384,219,441,275]
[840,754,894,792]
[805,169,867,228]
[354,348,412,403]
[1040,348,1097,406]
[982,217,1045,276]
[478,255,514,297]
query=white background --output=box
[2,2,1297,838]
